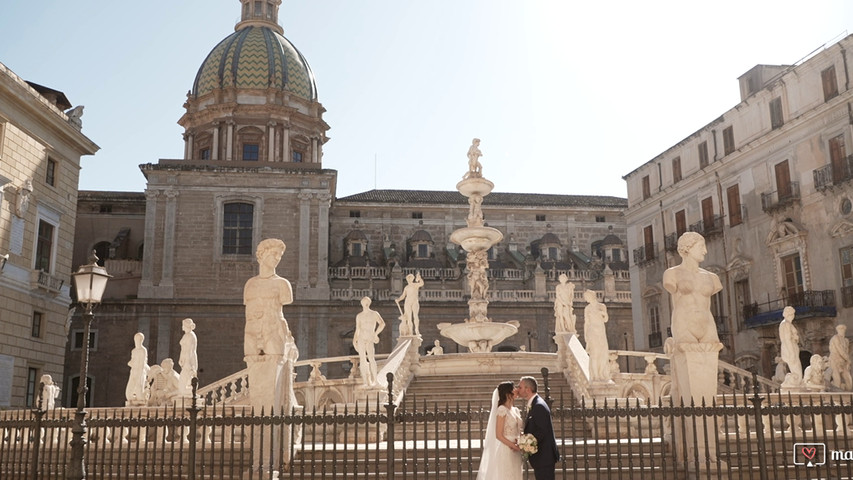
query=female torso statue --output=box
[662,232,722,345]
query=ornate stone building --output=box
[65,0,632,407]
[624,35,853,378]
[0,62,98,408]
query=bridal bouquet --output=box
[518,433,538,459]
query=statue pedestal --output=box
[670,342,726,473]
[244,350,299,477]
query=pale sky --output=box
[1,1,850,198]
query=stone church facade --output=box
[65,0,633,407]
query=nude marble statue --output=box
[779,306,803,386]
[554,273,576,333]
[125,332,150,405]
[178,318,198,397]
[583,289,610,382]
[244,239,294,357]
[353,297,386,386]
[662,232,722,344]
[464,138,483,179]
[395,273,424,336]
[829,324,852,390]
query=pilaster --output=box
[158,189,178,297]
[212,122,220,160]
[313,192,331,299]
[267,122,276,162]
[297,192,312,289]
[138,189,159,298]
[225,121,234,161]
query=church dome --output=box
[192,25,317,101]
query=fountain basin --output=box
[450,226,503,252]
[437,321,520,353]
[456,177,494,198]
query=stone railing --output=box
[329,266,389,280]
[717,359,780,394]
[104,259,142,276]
[402,267,458,280]
[198,337,422,410]
[31,269,64,294]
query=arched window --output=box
[237,127,264,162]
[223,203,254,255]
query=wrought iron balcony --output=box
[761,182,800,213]
[632,243,657,266]
[813,155,853,191]
[688,215,724,239]
[743,289,836,328]
[663,233,678,252]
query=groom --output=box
[517,376,559,480]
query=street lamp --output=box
[68,251,110,480]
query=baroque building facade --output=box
[64,0,633,407]
[0,62,98,408]
[624,35,853,378]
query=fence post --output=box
[30,382,45,480]
[385,372,396,480]
[186,377,201,480]
[749,373,769,480]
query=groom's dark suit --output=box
[523,394,559,480]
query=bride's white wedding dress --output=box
[476,392,524,480]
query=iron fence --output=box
[2,371,852,480]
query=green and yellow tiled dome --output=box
[192,26,317,101]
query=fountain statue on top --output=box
[438,139,519,353]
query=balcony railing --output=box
[743,289,836,328]
[761,182,800,212]
[688,215,724,239]
[664,233,678,252]
[31,269,64,294]
[632,243,657,266]
[813,155,853,191]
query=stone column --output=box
[159,189,178,295]
[267,122,276,162]
[211,122,220,160]
[281,126,290,162]
[183,133,192,159]
[138,190,159,298]
[297,192,312,289]
[315,192,331,298]
[311,137,319,163]
[225,121,234,161]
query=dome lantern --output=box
[236,0,283,35]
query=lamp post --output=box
[68,252,110,480]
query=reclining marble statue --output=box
[662,232,723,470]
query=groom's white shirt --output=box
[526,394,536,410]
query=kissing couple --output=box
[476,376,560,480]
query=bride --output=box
[476,381,523,480]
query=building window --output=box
[672,157,682,183]
[46,158,56,186]
[841,246,853,308]
[547,246,559,260]
[734,278,751,329]
[99,204,112,213]
[349,210,361,218]
[829,134,847,184]
[68,375,93,410]
[769,97,784,130]
[643,225,655,261]
[200,148,211,160]
[417,243,429,258]
[242,143,259,161]
[698,141,709,168]
[595,216,605,223]
[223,202,253,255]
[536,214,546,222]
[822,65,839,102]
[93,241,110,266]
[32,311,43,338]
[641,175,651,200]
[675,209,687,237]
[701,197,714,231]
[722,126,735,156]
[648,305,661,348]
[412,212,423,219]
[72,329,98,351]
[727,184,742,226]
[26,367,39,408]
[775,160,793,199]
[611,249,621,262]
[781,253,804,299]
[292,151,303,163]
[35,220,54,273]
